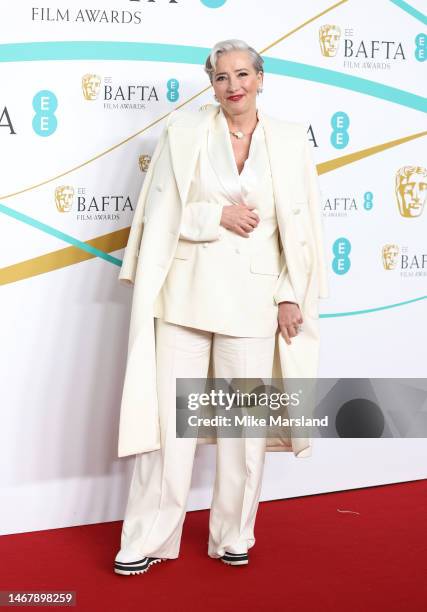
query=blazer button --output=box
[155,184,163,192]
[202,242,208,248]
[292,207,301,214]
[300,239,307,246]
[142,215,148,223]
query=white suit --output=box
[115,103,329,562]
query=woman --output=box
[114,39,329,575]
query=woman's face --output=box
[212,50,263,117]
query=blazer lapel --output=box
[168,106,296,216]
[168,105,294,214]
[207,106,245,205]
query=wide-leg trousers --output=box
[116,318,276,561]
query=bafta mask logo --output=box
[382,244,399,270]
[55,185,74,212]
[138,154,152,173]
[395,166,427,218]
[82,74,101,100]
[319,24,341,57]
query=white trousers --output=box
[118,318,276,560]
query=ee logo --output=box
[363,191,374,210]
[167,79,179,102]
[332,237,351,275]
[32,90,57,136]
[415,33,426,62]
[330,111,349,149]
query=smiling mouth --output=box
[227,94,244,101]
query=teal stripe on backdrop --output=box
[0,41,207,63]
[0,203,122,265]
[263,58,426,113]
[0,41,426,112]
[390,0,427,25]
[320,295,427,318]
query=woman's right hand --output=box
[220,203,260,237]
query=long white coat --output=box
[117,104,329,459]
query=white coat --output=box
[117,103,329,459]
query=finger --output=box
[241,223,255,233]
[280,325,292,345]
[247,212,260,222]
[235,226,250,237]
[245,216,259,227]
[293,322,303,335]
[239,213,259,227]
[287,325,298,338]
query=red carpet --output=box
[1,480,426,611]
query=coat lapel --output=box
[261,113,294,221]
[262,113,310,304]
[167,107,215,208]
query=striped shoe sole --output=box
[114,557,164,576]
[220,552,249,566]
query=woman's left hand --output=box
[277,302,303,345]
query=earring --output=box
[257,87,263,95]
[214,94,218,101]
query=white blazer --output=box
[116,103,329,459]
[153,104,294,337]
